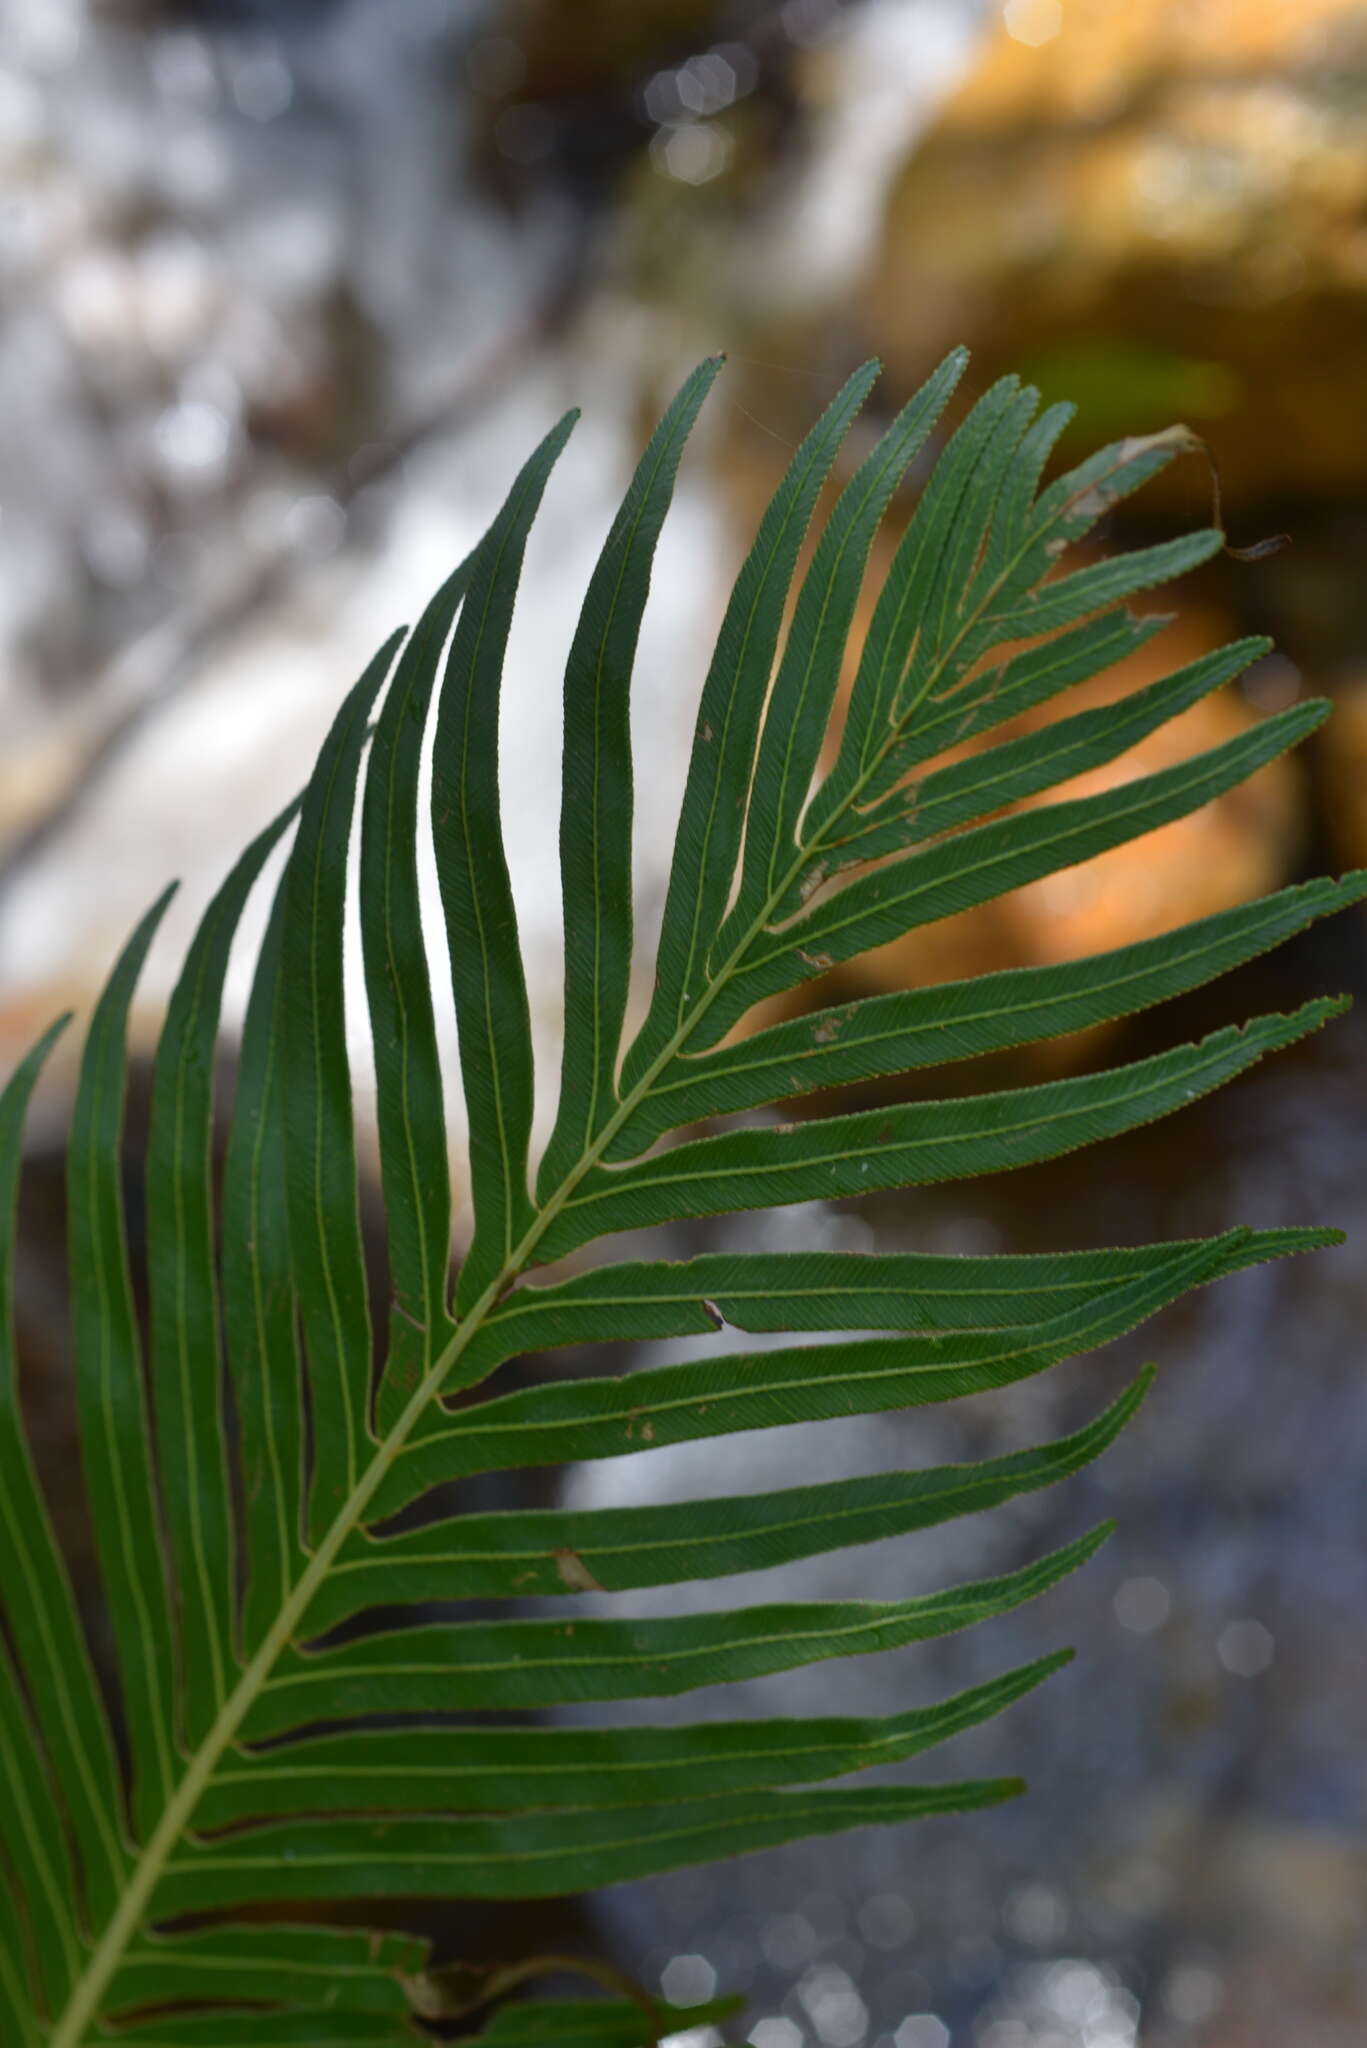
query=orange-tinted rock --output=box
[867,0,1367,512]
[1316,674,1367,873]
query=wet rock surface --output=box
[867,0,1367,515]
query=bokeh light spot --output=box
[1003,0,1062,48]
[661,1952,718,2007]
[1217,1618,1275,1676]
[1114,1575,1172,1634]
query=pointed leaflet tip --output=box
[723,345,968,940]
[146,798,299,1747]
[1,1003,129,1951]
[540,353,724,1195]
[282,628,406,1540]
[364,555,476,1435]
[66,880,184,1842]
[2,1011,71,1084]
[437,405,578,1311]
[624,353,886,1078]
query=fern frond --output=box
[0,354,1358,2046]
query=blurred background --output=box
[1,1,1365,2044]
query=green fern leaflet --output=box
[1,353,1359,2045]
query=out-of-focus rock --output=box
[867,0,1367,513]
[0,712,82,848]
[826,598,1305,1043]
[1134,1796,1367,1962]
[471,0,784,217]
[485,0,732,105]
[1138,1806,1367,2047]
[1203,1954,1367,2048]
[1316,674,1367,874]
